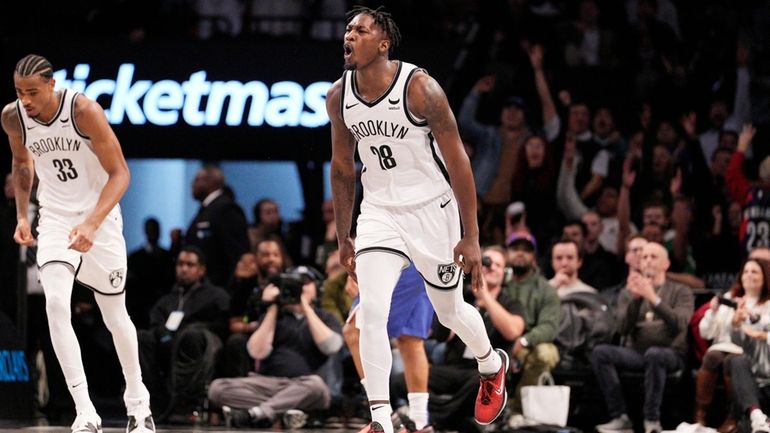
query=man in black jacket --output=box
[137,245,230,420]
[185,166,249,287]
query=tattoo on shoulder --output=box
[419,77,456,133]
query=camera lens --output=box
[482,256,492,267]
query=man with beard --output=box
[502,232,561,427]
[224,235,289,377]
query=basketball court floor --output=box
[0,424,360,433]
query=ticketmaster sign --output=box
[54,64,332,128]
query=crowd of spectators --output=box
[2,0,770,432]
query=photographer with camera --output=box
[137,245,230,422]
[207,266,343,428]
[224,236,289,377]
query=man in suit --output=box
[185,166,249,287]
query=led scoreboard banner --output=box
[54,64,331,128]
[2,37,454,161]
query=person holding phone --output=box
[694,259,768,431]
[723,259,770,433]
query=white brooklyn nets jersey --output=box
[341,61,451,207]
[16,89,108,214]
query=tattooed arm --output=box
[1,102,35,246]
[326,79,359,278]
[407,71,483,291]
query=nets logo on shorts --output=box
[109,269,125,288]
[437,263,458,284]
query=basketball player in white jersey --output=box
[326,7,509,433]
[1,55,154,433]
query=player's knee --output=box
[359,302,388,329]
[44,295,71,320]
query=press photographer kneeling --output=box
[208,267,344,428]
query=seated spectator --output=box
[207,267,343,428]
[137,246,230,420]
[695,260,765,431]
[592,242,693,433]
[727,258,770,433]
[502,232,561,427]
[548,237,597,297]
[393,246,524,432]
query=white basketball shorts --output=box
[354,190,463,290]
[36,205,127,295]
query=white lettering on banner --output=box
[54,64,331,128]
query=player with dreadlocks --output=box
[327,6,510,433]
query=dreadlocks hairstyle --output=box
[15,54,54,80]
[346,5,402,54]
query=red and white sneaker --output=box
[474,348,509,425]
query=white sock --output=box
[71,379,97,415]
[408,392,429,429]
[476,348,502,376]
[371,404,394,433]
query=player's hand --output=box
[339,237,357,282]
[13,218,35,246]
[454,235,482,291]
[68,222,97,252]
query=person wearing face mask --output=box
[724,258,770,433]
[502,231,561,426]
[591,242,693,433]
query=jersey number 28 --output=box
[52,159,79,182]
[370,145,397,170]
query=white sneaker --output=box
[71,413,103,433]
[751,413,770,433]
[596,414,633,433]
[644,419,662,433]
[282,409,308,429]
[126,396,155,433]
